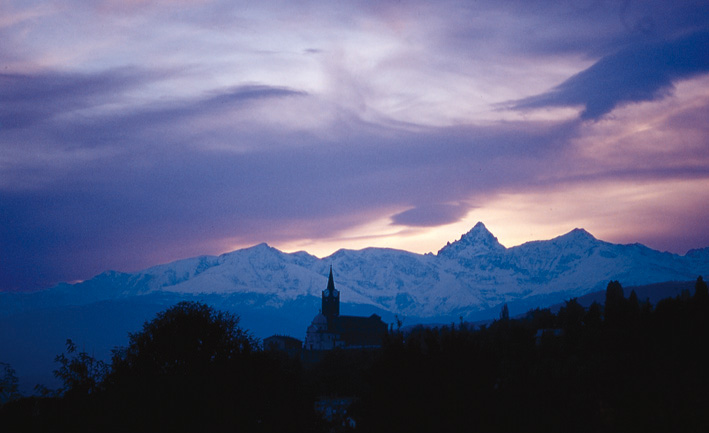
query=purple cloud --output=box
[510,31,709,119]
[391,203,474,227]
[0,68,154,130]
[1,1,708,292]
[0,88,578,290]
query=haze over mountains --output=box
[2,222,708,391]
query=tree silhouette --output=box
[695,276,708,301]
[584,301,602,328]
[53,339,108,398]
[104,301,314,432]
[111,301,255,377]
[0,363,20,405]
[558,298,585,330]
[604,280,625,325]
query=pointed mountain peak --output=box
[458,222,501,245]
[559,228,597,242]
[467,221,493,237]
[250,242,272,249]
[437,222,505,259]
[220,242,282,261]
[241,242,281,254]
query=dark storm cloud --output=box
[510,31,709,120]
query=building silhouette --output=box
[304,267,387,351]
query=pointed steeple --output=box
[326,265,336,293]
[322,265,340,319]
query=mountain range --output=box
[2,222,708,392]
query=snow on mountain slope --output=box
[508,230,698,295]
[326,247,446,314]
[438,221,506,259]
[129,243,375,306]
[6,222,709,319]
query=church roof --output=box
[329,314,387,348]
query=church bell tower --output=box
[322,266,340,319]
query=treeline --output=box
[1,277,708,432]
[354,276,709,432]
[0,301,321,432]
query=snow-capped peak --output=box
[557,228,597,243]
[437,222,506,259]
[567,227,594,238]
[540,228,602,252]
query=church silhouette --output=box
[304,267,387,351]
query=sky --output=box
[1,0,709,291]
